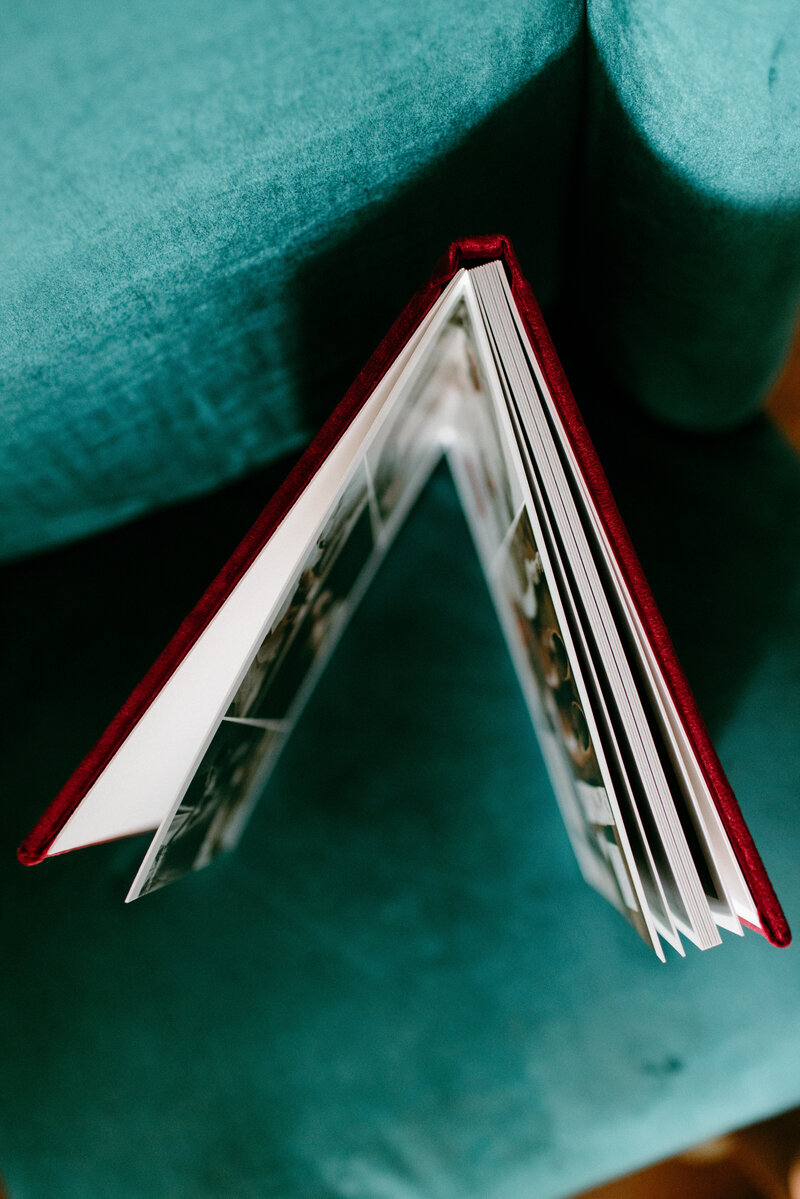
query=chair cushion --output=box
[0,0,582,559]
[4,0,799,556]
[2,411,800,1198]
[584,0,800,428]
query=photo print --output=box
[367,319,465,528]
[313,461,371,581]
[249,507,374,720]
[136,721,279,897]
[501,507,602,788]
[226,588,306,719]
[228,464,375,724]
[497,506,642,920]
[451,331,519,557]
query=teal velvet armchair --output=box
[4,0,799,560]
[2,1,799,1196]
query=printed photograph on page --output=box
[227,463,372,721]
[246,503,374,720]
[448,325,520,558]
[496,506,642,920]
[136,721,281,897]
[367,318,466,529]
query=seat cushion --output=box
[2,410,800,1198]
[4,0,800,557]
[584,0,800,428]
[0,0,582,559]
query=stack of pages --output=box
[21,236,790,959]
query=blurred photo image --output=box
[138,721,278,896]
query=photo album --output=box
[20,236,789,959]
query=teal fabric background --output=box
[2,408,800,1196]
[2,0,799,558]
[1,0,582,559]
[583,0,800,429]
[3,3,800,1193]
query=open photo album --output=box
[20,236,790,959]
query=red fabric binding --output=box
[19,236,790,950]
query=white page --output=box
[126,313,472,899]
[470,262,720,949]
[486,270,750,935]
[458,291,683,953]
[49,273,470,855]
[454,281,667,957]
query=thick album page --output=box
[126,282,478,898]
[444,290,669,958]
[44,272,467,871]
[465,260,756,952]
[500,292,758,934]
[468,265,726,953]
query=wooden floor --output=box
[577,1107,800,1199]
[767,324,800,451]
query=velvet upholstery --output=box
[4,1,800,1194]
[583,0,800,430]
[1,0,582,560]
[3,0,799,557]
[3,404,800,1197]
